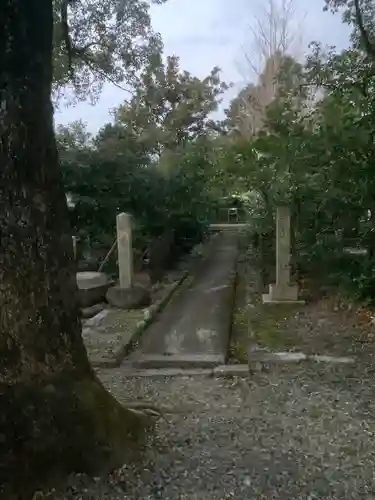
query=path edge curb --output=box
[247,351,355,365]
[115,352,357,377]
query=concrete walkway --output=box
[125,232,239,369]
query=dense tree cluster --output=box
[57,52,227,268]
[2,0,375,496]
[220,0,375,299]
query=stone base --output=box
[76,272,113,308]
[106,285,151,309]
[262,283,305,304]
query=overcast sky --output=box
[54,0,351,133]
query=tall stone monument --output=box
[262,205,303,303]
[105,212,150,309]
[116,212,133,289]
[72,236,77,261]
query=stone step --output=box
[127,353,226,369]
[117,363,250,377]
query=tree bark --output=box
[367,203,375,260]
[0,2,145,497]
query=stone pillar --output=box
[106,212,151,309]
[116,212,133,289]
[72,236,77,261]
[276,206,291,286]
[262,205,303,303]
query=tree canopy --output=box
[56,0,375,304]
[6,0,375,494]
[53,0,166,103]
[216,0,375,299]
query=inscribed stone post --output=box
[72,236,77,261]
[116,212,133,289]
[276,206,291,287]
[262,205,303,303]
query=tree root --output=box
[0,374,154,499]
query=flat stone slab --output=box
[130,354,226,369]
[272,352,307,362]
[247,350,307,363]
[265,283,301,302]
[309,354,355,364]
[262,294,305,305]
[77,271,109,289]
[118,365,251,378]
[213,364,249,376]
[247,350,355,365]
[77,271,113,307]
[118,367,214,377]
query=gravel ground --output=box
[42,242,375,499]
[44,360,375,499]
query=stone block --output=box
[262,283,304,304]
[77,271,108,288]
[106,284,151,309]
[76,271,112,308]
[269,283,299,301]
[131,354,226,369]
[247,349,306,363]
[119,367,214,378]
[272,351,306,362]
[309,354,354,364]
[213,364,249,377]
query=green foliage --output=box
[114,55,228,163]
[219,0,375,301]
[58,121,217,270]
[52,2,229,271]
[53,0,166,103]
[55,0,375,301]
[55,50,228,271]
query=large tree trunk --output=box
[0,2,146,498]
